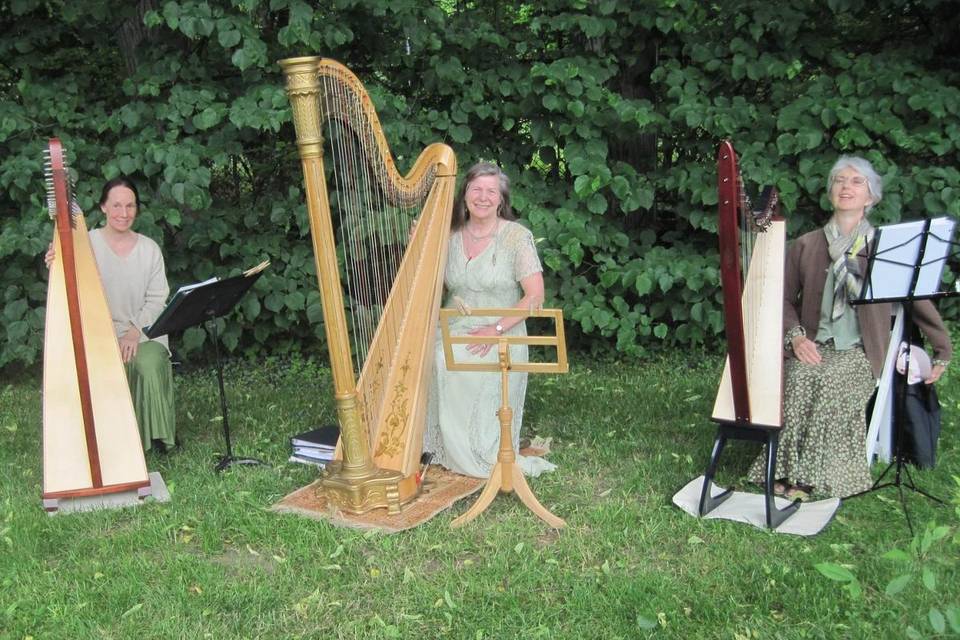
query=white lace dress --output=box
[423,221,556,478]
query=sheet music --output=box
[863,217,955,300]
[174,276,219,296]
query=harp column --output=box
[281,57,403,515]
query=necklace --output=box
[464,223,498,242]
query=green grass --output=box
[1,355,958,639]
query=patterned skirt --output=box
[749,343,876,498]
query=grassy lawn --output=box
[1,354,958,639]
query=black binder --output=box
[144,270,263,339]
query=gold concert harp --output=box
[280,57,457,514]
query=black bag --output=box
[895,376,942,469]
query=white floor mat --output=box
[672,475,840,536]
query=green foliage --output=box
[814,474,960,638]
[2,0,959,368]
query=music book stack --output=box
[289,425,339,466]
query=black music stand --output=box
[846,217,957,534]
[145,270,267,472]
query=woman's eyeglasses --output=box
[833,176,868,187]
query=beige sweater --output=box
[89,228,170,350]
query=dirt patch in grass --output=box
[210,546,280,575]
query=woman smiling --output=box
[749,156,952,499]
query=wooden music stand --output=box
[439,308,569,529]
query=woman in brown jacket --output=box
[750,156,952,499]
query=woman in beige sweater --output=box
[48,177,176,452]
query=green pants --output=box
[125,340,176,451]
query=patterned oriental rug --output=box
[271,466,483,533]
[271,440,553,533]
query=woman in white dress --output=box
[424,162,556,478]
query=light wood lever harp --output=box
[41,138,151,511]
[699,139,798,529]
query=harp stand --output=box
[844,217,957,534]
[145,270,268,472]
[440,308,568,529]
[699,424,800,529]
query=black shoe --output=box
[151,438,180,454]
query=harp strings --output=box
[737,174,754,288]
[737,175,757,368]
[737,176,778,380]
[316,71,432,377]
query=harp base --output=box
[318,463,407,515]
[699,421,800,530]
[42,478,153,513]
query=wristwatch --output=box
[495,322,504,335]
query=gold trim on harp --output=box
[281,56,456,515]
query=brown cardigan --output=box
[784,229,952,378]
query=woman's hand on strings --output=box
[45,243,55,268]
[791,335,822,365]
[119,327,140,363]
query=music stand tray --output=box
[846,217,957,534]
[145,264,268,472]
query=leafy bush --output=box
[2,0,958,370]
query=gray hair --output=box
[828,155,883,213]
